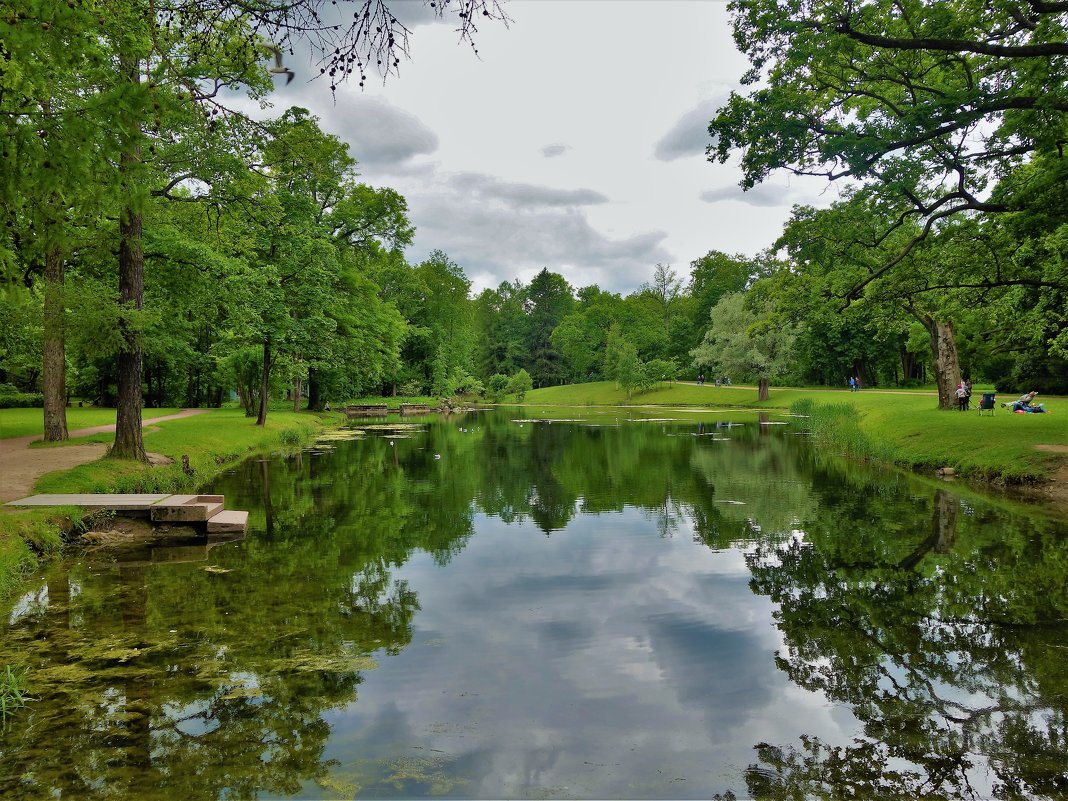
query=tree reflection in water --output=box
[1,410,1065,799]
[744,487,1068,800]
[0,532,420,800]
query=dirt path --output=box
[0,409,211,503]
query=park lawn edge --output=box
[519,381,1067,484]
[0,408,340,601]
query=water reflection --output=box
[1,409,1065,799]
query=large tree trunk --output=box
[898,489,958,571]
[307,367,321,411]
[42,244,68,441]
[909,308,961,411]
[111,56,146,461]
[113,200,146,460]
[757,377,769,401]
[257,339,271,426]
[293,375,302,412]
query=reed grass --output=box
[0,664,28,720]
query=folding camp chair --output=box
[977,392,995,416]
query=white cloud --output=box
[313,93,439,168]
[654,96,728,161]
[234,1,842,297]
[449,172,608,207]
[700,184,792,208]
[406,195,670,294]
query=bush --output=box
[485,374,509,401]
[505,369,533,401]
[0,392,44,408]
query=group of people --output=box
[1003,391,1047,413]
[955,379,973,411]
[847,376,862,392]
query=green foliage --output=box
[691,292,798,390]
[524,269,576,388]
[485,373,509,402]
[0,392,43,409]
[505,369,533,402]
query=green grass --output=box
[0,407,336,601]
[0,406,181,440]
[33,408,330,494]
[0,664,29,721]
[523,381,1067,482]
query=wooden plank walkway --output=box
[5,493,248,534]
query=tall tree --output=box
[710,0,1068,300]
[2,0,508,458]
[691,292,797,401]
[523,268,575,388]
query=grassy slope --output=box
[522,381,1067,481]
[0,407,334,599]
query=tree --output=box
[688,250,757,335]
[691,292,797,401]
[550,286,623,382]
[1,0,508,459]
[710,0,1068,299]
[523,268,575,388]
[505,368,532,401]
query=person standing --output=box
[848,376,855,392]
[955,383,969,411]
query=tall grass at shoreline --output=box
[0,664,28,720]
[790,398,896,463]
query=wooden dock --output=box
[5,493,248,534]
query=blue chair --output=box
[978,392,995,416]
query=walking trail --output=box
[0,409,211,503]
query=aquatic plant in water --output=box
[0,664,29,720]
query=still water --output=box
[1,408,1066,800]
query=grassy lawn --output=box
[0,407,335,599]
[522,381,1067,481]
[32,408,329,493]
[0,406,181,440]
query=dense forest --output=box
[2,0,1066,443]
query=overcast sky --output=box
[254,0,837,296]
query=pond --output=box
[1,407,1066,800]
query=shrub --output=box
[505,369,533,401]
[486,374,509,401]
[0,392,44,408]
[278,427,303,447]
